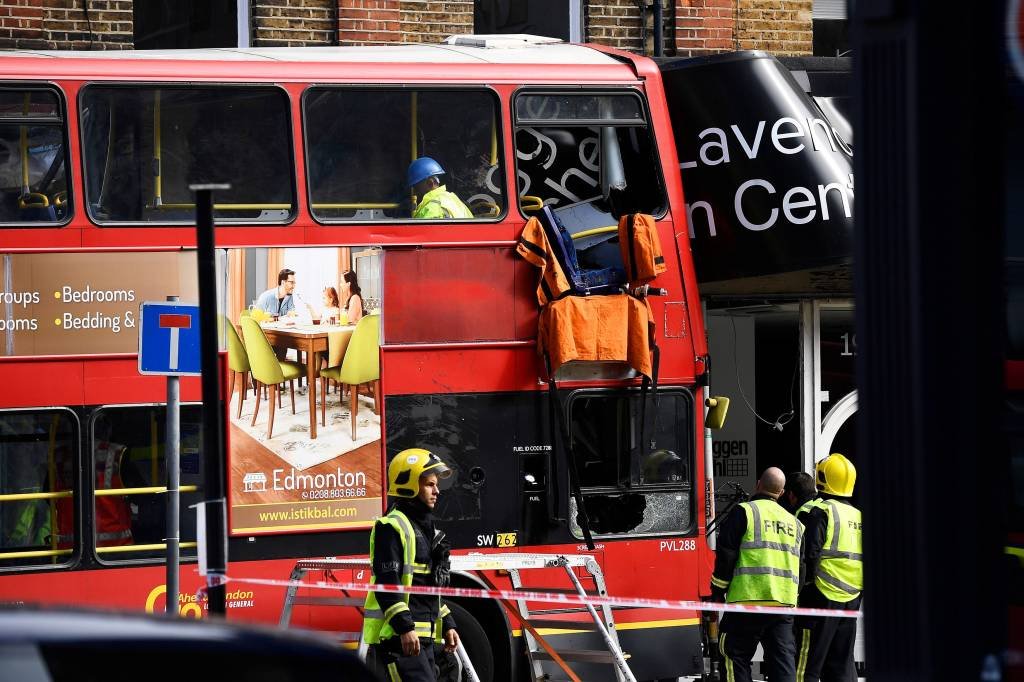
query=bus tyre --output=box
[436,601,494,682]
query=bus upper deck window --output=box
[513,91,666,219]
[0,88,70,226]
[79,86,295,225]
[0,409,78,569]
[303,88,505,223]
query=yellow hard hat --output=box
[815,452,856,497]
[388,448,451,498]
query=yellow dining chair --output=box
[223,317,252,420]
[240,316,305,439]
[319,313,380,440]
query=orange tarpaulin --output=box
[538,293,654,379]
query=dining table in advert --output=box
[259,321,354,440]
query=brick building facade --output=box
[0,0,812,56]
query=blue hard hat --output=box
[407,157,445,187]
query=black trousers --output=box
[719,611,796,682]
[794,587,861,682]
[369,639,437,682]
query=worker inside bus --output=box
[407,157,472,220]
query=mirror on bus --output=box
[599,125,627,218]
[705,396,730,430]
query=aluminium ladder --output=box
[278,553,636,682]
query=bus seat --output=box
[18,193,56,221]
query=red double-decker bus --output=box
[0,37,715,681]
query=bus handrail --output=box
[311,203,401,209]
[95,541,198,555]
[520,195,544,212]
[571,225,617,240]
[0,541,200,559]
[0,548,72,560]
[94,485,199,497]
[0,490,72,502]
[146,203,292,210]
[0,485,203,502]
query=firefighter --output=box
[794,453,862,682]
[364,448,459,681]
[56,434,133,548]
[783,471,817,516]
[407,157,472,220]
[710,467,803,682]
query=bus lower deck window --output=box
[567,390,693,539]
[0,409,77,568]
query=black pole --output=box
[652,0,663,58]
[853,4,1006,679]
[165,294,180,616]
[191,184,230,616]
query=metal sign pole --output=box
[165,294,180,616]
[191,183,230,616]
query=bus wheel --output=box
[436,601,494,682]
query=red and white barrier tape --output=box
[217,574,861,619]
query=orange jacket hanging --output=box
[516,216,572,306]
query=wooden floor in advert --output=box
[229,422,383,505]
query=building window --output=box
[812,0,848,56]
[474,0,582,42]
[134,0,241,49]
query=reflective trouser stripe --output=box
[796,628,811,682]
[387,662,400,682]
[721,632,735,682]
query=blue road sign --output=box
[138,302,202,376]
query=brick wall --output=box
[675,0,812,57]
[398,0,472,45]
[0,0,813,56]
[736,0,811,55]
[336,0,399,45]
[252,0,335,47]
[674,0,736,55]
[587,0,643,52]
[0,0,131,50]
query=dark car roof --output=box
[0,606,375,681]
